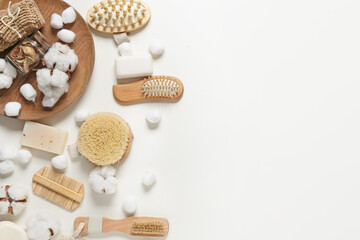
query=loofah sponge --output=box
[77,113,132,165]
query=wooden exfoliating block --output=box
[32,167,84,211]
[21,121,68,154]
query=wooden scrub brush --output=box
[74,216,169,237]
[113,75,184,104]
[86,0,151,34]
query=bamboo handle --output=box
[33,173,83,203]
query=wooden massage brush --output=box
[113,75,184,104]
[74,216,169,237]
[32,167,84,211]
[86,0,151,34]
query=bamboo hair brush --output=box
[113,75,184,104]
[74,216,169,237]
[86,0,151,34]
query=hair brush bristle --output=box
[141,77,180,97]
[131,221,165,236]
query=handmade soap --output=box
[115,55,153,79]
[21,121,68,154]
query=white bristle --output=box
[141,78,180,97]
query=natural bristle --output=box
[141,78,180,98]
[131,221,165,236]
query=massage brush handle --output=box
[74,216,169,236]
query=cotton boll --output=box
[0,145,17,160]
[51,155,68,170]
[0,74,13,89]
[0,201,9,214]
[149,40,164,57]
[20,83,37,102]
[0,160,15,175]
[142,168,157,187]
[44,43,78,72]
[146,110,161,124]
[122,196,137,215]
[36,68,51,87]
[17,149,32,164]
[0,58,6,72]
[50,69,69,88]
[57,29,76,43]
[88,166,118,194]
[42,97,58,108]
[3,62,17,78]
[117,42,133,56]
[50,13,63,29]
[4,102,21,117]
[75,109,90,123]
[8,185,29,200]
[26,212,59,240]
[62,7,76,24]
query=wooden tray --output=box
[0,0,95,120]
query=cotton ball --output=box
[17,149,32,164]
[0,145,17,160]
[117,42,133,56]
[149,40,164,57]
[0,58,6,72]
[88,166,118,194]
[3,62,17,79]
[4,102,21,117]
[122,196,137,216]
[146,110,161,124]
[142,169,157,187]
[57,29,76,43]
[50,13,63,29]
[0,74,13,89]
[0,160,15,175]
[62,7,76,24]
[51,155,68,170]
[75,109,90,123]
[20,83,37,102]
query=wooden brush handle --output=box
[74,216,169,236]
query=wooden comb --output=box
[86,0,151,34]
[113,75,184,104]
[32,167,84,211]
[74,216,169,237]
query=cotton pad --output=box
[0,160,15,175]
[17,148,32,164]
[50,13,63,29]
[51,155,68,170]
[122,196,137,216]
[117,42,133,56]
[57,29,76,43]
[75,109,90,123]
[149,40,164,57]
[142,168,157,187]
[62,7,76,24]
[20,83,37,102]
[4,102,21,117]
[115,55,153,79]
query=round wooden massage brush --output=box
[86,0,151,34]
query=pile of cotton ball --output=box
[26,212,60,240]
[0,185,29,215]
[37,43,78,108]
[88,166,118,194]
[0,146,32,176]
[51,7,76,43]
[0,58,17,89]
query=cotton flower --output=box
[26,212,60,240]
[0,185,28,215]
[88,166,118,194]
[0,60,17,89]
[44,43,78,72]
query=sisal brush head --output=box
[131,221,167,236]
[141,77,181,98]
[77,113,132,166]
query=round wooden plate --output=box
[0,0,95,120]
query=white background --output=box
[1,0,360,239]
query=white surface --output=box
[1,0,360,239]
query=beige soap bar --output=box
[21,121,68,154]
